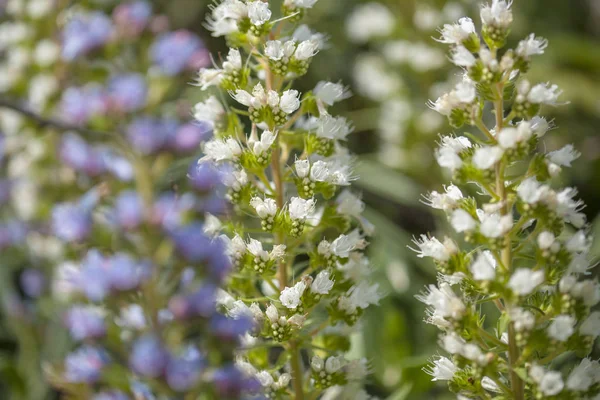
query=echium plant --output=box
[415,1,600,399]
[194,0,380,399]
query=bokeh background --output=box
[1,0,599,399]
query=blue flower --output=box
[113,1,152,36]
[126,117,169,154]
[62,12,113,60]
[59,85,108,124]
[113,190,144,230]
[130,335,169,377]
[19,268,45,298]
[165,346,204,391]
[65,306,106,340]
[51,202,93,242]
[167,122,211,153]
[93,391,130,400]
[64,346,109,383]
[150,30,208,75]
[107,74,148,112]
[211,313,254,342]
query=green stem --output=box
[290,341,305,400]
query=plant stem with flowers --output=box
[195,1,380,399]
[416,1,600,399]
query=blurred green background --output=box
[2,0,599,398]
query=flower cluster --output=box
[194,1,379,398]
[0,0,254,398]
[416,1,599,399]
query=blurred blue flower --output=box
[62,12,113,60]
[130,335,169,378]
[214,365,261,398]
[113,0,152,36]
[64,345,109,383]
[93,391,130,400]
[113,190,144,230]
[65,305,106,340]
[126,117,169,154]
[0,220,27,249]
[169,222,212,262]
[59,85,108,124]
[60,133,106,176]
[168,122,211,153]
[188,160,223,192]
[108,74,148,112]
[165,345,204,391]
[150,30,208,76]
[211,314,254,342]
[19,268,45,298]
[51,202,93,242]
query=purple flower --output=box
[107,253,151,291]
[93,391,129,400]
[59,134,106,176]
[214,365,261,397]
[130,335,169,377]
[76,250,112,301]
[51,202,93,242]
[150,193,196,229]
[150,30,209,76]
[166,346,204,391]
[65,306,106,340]
[167,122,211,153]
[126,117,168,154]
[113,1,152,36]
[169,284,216,319]
[98,148,134,181]
[211,314,254,342]
[113,190,144,230]
[188,161,223,192]
[107,74,148,112]
[170,223,212,262]
[64,345,109,383]
[205,241,232,282]
[62,12,113,60]
[20,268,45,298]
[0,220,27,250]
[59,85,108,125]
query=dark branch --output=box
[0,97,110,137]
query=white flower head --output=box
[509,307,535,332]
[451,46,476,67]
[539,371,564,396]
[250,197,277,219]
[325,356,343,373]
[437,17,476,44]
[416,283,465,320]
[516,34,548,59]
[580,311,600,338]
[547,315,576,342]
[202,137,242,162]
[314,81,351,106]
[279,89,301,114]
[423,184,463,211]
[470,251,496,281]
[194,96,225,125]
[410,235,456,262]
[480,0,513,28]
[473,146,504,170]
[451,209,477,233]
[247,1,271,26]
[279,281,306,309]
[294,39,319,61]
[527,82,563,105]
[249,130,277,156]
[331,229,366,258]
[288,197,315,220]
[424,356,458,381]
[480,213,513,238]
[508,268,544,295]
[547,144,580,167]
[264,40,283,60]
[311,270,334,294]
[566,358,598,391]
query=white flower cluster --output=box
[414,2,600,398]
[194,1,379,398]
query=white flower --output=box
[416,283,465,320]
[567,359,597,391]
[425,356,458,381]
[480,213,512,238]
[451,46,476,67]
[509,307,535,332]
[33,39,59,67]
[311,270,334,294]
[516,34,548,58]
[473,146,504,169]
[548,144,580,167]
[117,304,146,330]
[325,356,343,373]
[194,96,225,125]
[437,17,476,44]
[480,0,513,28]
[202,137,242,161]
[316,115,353,141]
[250,197,277,219]
[247,1,271,25]
[279,281,306,309]
[223,168,248,191]
[288,197,315,220]
[195,68,223,90]
[580,312,600,338]
[347,281,380,309]
[294,39,319,60]
[527,82,562,105]
[481,377,501,393]
[314,81,351,106]
[295,159,310,178]
[204,213,222,237]
[498,122,532,149]
[331,229,365,258]
[435,136,471,171]
[233,89,254,106]
[410,235,456,262]
[336,190,365,217]
[285,0,318,8]
[311,355,324,371]
[248,130,276,156]
[566,231,589,253]
[279,89,301,114]
[454,80,477,103]
[508,268,544,295]
[547,315,575,342]
[422,185,463,211]
[264,40,284,60]
[470,251,496,281]
[539,371,564,396]
[346,3,395,43]
[537,231,555,250]
[451,209,477,233]
[256,371,274,387]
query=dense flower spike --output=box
[195,1,378,398]
[416,2,599,400]
[0,1,249,398]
